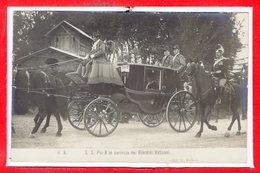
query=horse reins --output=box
[189,64,213,102]
[13,70,71,99]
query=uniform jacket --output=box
[212,56,229,78]
[162,55,173,67]
[171,53,186,72]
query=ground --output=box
[11,114,247,149]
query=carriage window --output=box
[145,69,160,91]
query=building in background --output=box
[15,20,94,73]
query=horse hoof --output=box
[56,132,62,137]
[236,131,241,136]
[195,133,201,138]
[211,126,217,131]
[40,128,46,133]
[224,132,230,137]
[29,133,36,138]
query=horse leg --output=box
[225,115,236,137]
[225,105,239,137]
[29,112,46,138]
[33,111,40,126]
[204,105,217,131]
[40,113,51,133]
[54,113,63,137]
[235,104,242,135]
[236,111,242,135]
[195,106,204,137]
[215,104,219,123]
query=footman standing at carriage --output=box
[171,44,186,90]
[85,31,124,95]
[212,44,230,104]
[162,48,173,67]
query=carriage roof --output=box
[117,62,176,71]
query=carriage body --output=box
[68,63,198,137]
[111,63,178,115]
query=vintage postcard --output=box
[7,7,253,167]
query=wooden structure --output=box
[15,20,94,73]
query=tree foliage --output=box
[13,11,242,67]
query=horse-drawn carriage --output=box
[67,63,198,137]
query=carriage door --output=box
[162,69,177,93]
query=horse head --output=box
[186,61,201,78]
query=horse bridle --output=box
[186,62,213,100]
[15,70,54,93]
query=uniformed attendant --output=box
[162,49,173,67]
[45,58,59,76]
[212,44,230,104]
[171,44,187,90]
[171,44,186,73]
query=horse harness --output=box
[14,70,70,99]
[191,64,234,103]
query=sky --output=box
[232,12,249,72]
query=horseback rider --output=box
[212,44,230,104]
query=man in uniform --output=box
[212,44,230,104]
[162,48,173,67]
[171,44,186,73]
[171,44,186,90]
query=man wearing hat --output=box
[171,44,186,73]
[162,48,173,67]
[44,58,65,89]
[45,58,59,76]
[170,44,186,90]
[212,44,230,104]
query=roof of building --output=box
[15,46,85,64]
[44,20,94,41]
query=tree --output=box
[13,11,242,68]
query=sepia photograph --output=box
[7,7,252,167]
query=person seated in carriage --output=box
[145,70,159,90]
[212,44,230,104]
[70,31,124,94]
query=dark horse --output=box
[186,62,241,137]
[14,69,68,137]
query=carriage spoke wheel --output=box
[138,111,165,128]
[68,100,86,130]
[166,91,197,132]
[84,97,119,137]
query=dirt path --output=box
[11,114,247,149]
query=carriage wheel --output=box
[68,100,86,130]
[138,111,165,128]
[166,91,197,132]
[83,97,120,137]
